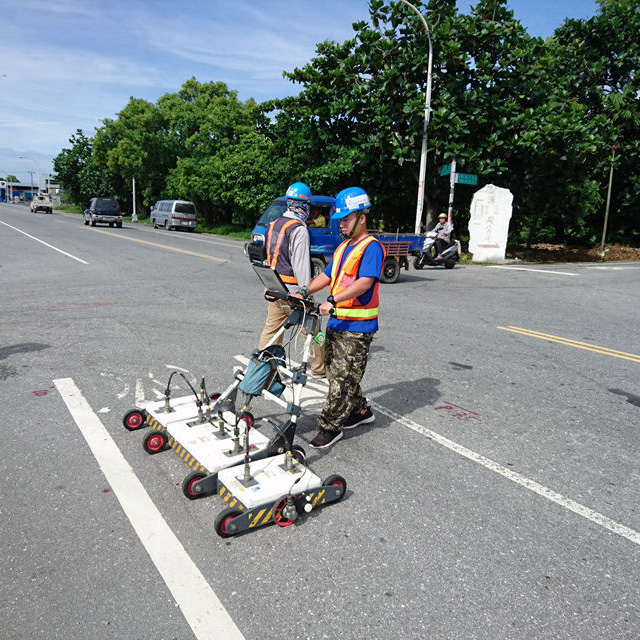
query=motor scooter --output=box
[413,231,460,270]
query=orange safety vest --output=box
[329,236,386,322]
[266,217,303,285]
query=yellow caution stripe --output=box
[218,484,245,511]
[311,490,325,508]
[146,420,207,473]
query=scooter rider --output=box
[258,182,325,377]
[432,213,453,258]
[300,187,386,449]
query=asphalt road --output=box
[1,202,639,640]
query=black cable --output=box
[176,372,202,405]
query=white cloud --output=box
[0,0,371,177]
[3,0,99,15]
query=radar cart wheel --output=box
[215,508,242,538]
[122,409,146,431]
[143,430,168,454]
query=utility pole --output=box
[19,156,40,195]
[446,156,457,223]
[398,0,434,234]
[131,177,138,222]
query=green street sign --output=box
[440,163,452,176]
[455,173,478,185]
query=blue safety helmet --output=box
[333,187,371,219]
[285,182,312,202]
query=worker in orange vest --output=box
[301,187,385,448]
[258,182,325,377]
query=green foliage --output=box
[551,0,640,242]
[56,204,84,214]
[196,223,251,239]
[53,130,107,206]
[51,1,639,245]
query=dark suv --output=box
[83,198,123,227]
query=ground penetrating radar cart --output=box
[122,265,346,536]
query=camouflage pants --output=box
[317,329,374,433]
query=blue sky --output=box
[1,0,597,185]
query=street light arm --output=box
[398,0,434,234]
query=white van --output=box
[150,200,197,231]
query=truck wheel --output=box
[84,218,89,225]
[311,257,325,278]
[164,220,171,230]
[380,258,400,284]
[152,219,158,229]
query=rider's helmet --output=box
[333,187,371,219]
[438,213,447,220]
[285,182,312,202]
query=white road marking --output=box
[370,400,640,547]
[587,265,640,270]
[166,363,190,372]
[54,378,245,640]
[135,379,145,405]
[229,352,638,545]
[148,370,165,386]
[488,265,578,276]
[0,220,89,264]
[117,383,130,400]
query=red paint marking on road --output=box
[435,401,480,422]
[93,301,121,306]
[102,489,111,494]
[32,390,49,396]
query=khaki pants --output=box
[258,300,325,376]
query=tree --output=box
[160,78,265,225]
[53,129,112,205]
[265,0,600,239]
[552,0,640,244]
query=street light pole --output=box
[399,0,434,235]
[19,156,40,195]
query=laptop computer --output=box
[252,263,290,295]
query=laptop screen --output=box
[252,264,289,295]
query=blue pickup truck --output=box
[244,196,423,283]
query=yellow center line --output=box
[498,326,640,363]
[90,228,228,263]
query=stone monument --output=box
[468,184,513,262]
